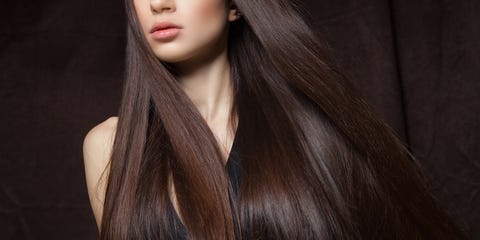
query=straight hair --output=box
[98,0,468,239]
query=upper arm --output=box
[82,116,118,233]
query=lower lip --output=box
[151,28,181,40]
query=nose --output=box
[150,0,175,14]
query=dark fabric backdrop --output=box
[1,0,478,239]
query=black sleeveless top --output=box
[165,133,242,239]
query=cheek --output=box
[194,0,222,19]
[132,0,151,35]
[184,0,226,33]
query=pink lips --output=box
[150,21,182,41]
[151,28,181,40]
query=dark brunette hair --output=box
[98,0,468,239]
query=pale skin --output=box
[82,0,241,233]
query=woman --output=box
[83,0,468,239]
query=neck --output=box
[173,42,233,124]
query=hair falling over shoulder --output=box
[97,0,469,239]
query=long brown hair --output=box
[98,0,468,239]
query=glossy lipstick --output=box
[150,21,182,41]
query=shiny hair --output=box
[98,0,468,239]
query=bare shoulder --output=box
[83,116,118,158]
[82,116,118,233]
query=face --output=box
[133,0,240,63]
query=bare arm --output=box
[82,116,118,234]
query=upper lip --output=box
[150,21,182,33]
